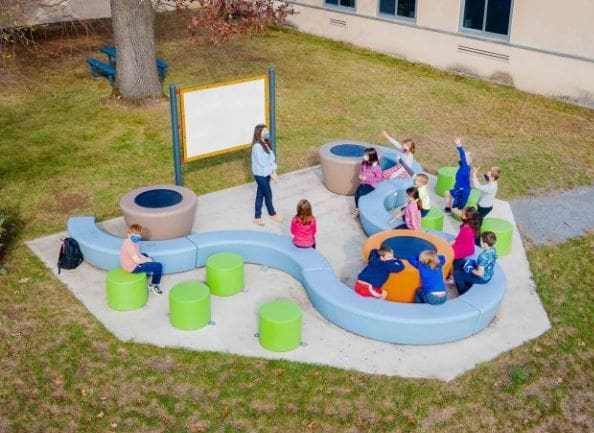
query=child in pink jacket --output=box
[352,147,383,218]
[291,199,317,248]
[450,207,480,271]
[392,187,421,230]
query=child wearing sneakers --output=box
[453,231,498,295]
[444,138,472,215]
[472,166,501,226]
[352,147,383,218]
[391,187,421,230]
[120,224,163,294]
[355,243,404,299]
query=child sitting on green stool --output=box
[120,224,163,295]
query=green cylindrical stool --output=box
[258,300,302,352]
[206,252,244,296]
[481,218,513,256]
[169,281,210,330]
[435,166,457,197]
[421,206,444,231]
[106,268,147,311]
[452,189,481,221]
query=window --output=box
[461,0,512,36]
[379,0,416,20]
[325,0,355,9]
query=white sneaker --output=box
[149,284,163,295]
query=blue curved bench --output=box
[68,216,506,345]
[67,217,197,274]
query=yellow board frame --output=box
[179,74,270,163]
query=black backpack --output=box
[57,237,83,274]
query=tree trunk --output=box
[110,0,162,100]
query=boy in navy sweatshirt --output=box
[355,244,404,299]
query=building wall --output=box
[286,0,594,106]
[510,0,594,59]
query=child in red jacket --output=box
[291,199,317,248]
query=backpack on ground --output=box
[57,237,83,274]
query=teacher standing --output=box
[251,124,282,226]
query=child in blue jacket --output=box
[409,250,447,305]
[444,137,472,215]
[355,244,404,299]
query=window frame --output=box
[377,0,417,23]
[459,0,514,41]
[324,0,356,12]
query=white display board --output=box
[179,75,269,162]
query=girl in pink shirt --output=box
[352,148,383,218]
[393,187,421,230]
[450,207,480,271]
[291,199,317,248]
[120,224,163,294]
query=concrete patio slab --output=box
[27,166,551,381]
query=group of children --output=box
[120,129,501,305]
[353,134,502,304]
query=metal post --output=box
[268,67,277,156]
[169,84,183,186]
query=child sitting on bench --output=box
[453,231,497,295]
[409,250,447,305]
[120,224,163,295]
[381,131,416,179]
[355,243,404,300]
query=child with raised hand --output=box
[454,231,498,295]
[382,131,416,179]
[444,137,472,215]
[414,173,431,217]
[352,147,383,219]
[391,187,421,230]
[409,250,447,305]
[291,199,317,249]
[472,166,501,225]
[355,243,404,299]
[120,224,163,295]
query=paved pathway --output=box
[510,186,594,245]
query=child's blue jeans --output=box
[133,257,162,285]
[415,289,447,305]
[454,270,487,295]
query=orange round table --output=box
[362,231,454,303]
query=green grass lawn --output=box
[0,16,593,432]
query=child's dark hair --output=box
[481,231,497,247]
[378,243,393,258]
[463,206,480,235]
[363,147,379,166]
[406,186,421,210]
[252,124,270,154]
[296,199,313,224]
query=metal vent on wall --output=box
[329,18,347,28]
[457,45,509,62]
